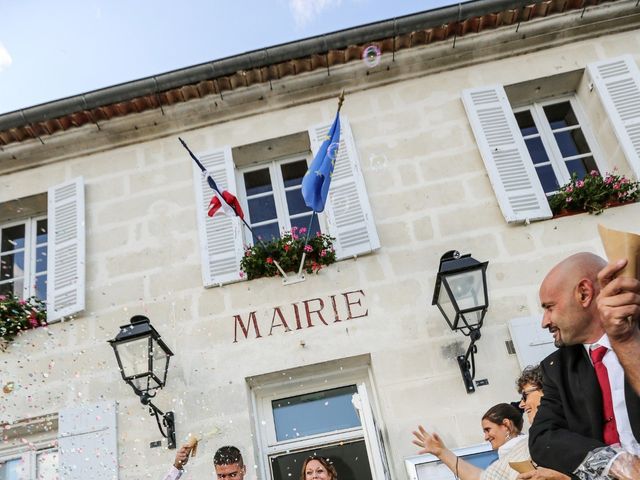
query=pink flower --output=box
[291,226,298,232]
[245,250,252,257]
[565,186,574,193]
[299,227,307,234]
[266,257,273,264]
[566,196,573,203]
[613,183,621,190]
[239,271,245,278]
[0,295,5,301]
[604,176,613,185]
[19,300,27,306]
[304,245,313,253]
[576,180,585,188]
[316,232,322,237]
[320,249,327,257]
[590,170,599,176]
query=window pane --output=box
[543,102,578,129]
[524,137,549,164]
[244,169,273,196]
[272,385,360,441]
[565,158,599,181]
[290,215,321,238]
[1,225,25,252]
[36,220,48,245]
[35,274,47,302]
[36,450,58,480]
[252,222,280,244]
[0,279,23,298]
[281,160,308,188]
[0,458,22,480]
[35,246,47,273]
[554,129,590,158]
[416,450,498,479]
[535,165,560,194]
[1,252,24,281]
[285,188,311,216]
[248,195,277,224]
[270,440,372,480]
[515,110,538,136]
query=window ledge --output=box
[551,200,638,219]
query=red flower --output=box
[284,244,290,252]
[266,257,273,264]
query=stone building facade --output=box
[1,1,639,479]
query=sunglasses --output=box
[521,387,540,402]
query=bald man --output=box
[529,253,640,479]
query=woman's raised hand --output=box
[412,425,446,457]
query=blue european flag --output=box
[301,113,341,213]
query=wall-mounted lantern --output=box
[109,315,176,448]
[432,250,489,394]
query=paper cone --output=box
[186,435,199,457]
[598,224,640,280]
[509,460,536,473]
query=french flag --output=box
[203,170,244,219]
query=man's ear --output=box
[576,279,595,306]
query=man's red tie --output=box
[590,345,621,445]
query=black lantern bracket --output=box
[109,315,177,449]
[432,250,489,394]
[458,328,481,393]
[140,392,176,450]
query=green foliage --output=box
[548,170,640,215]
[0,294,47,350]
[240,227,337,280]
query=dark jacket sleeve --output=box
[528,351,605,475]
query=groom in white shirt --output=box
[163,444,246,480]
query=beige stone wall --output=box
[1,25,640,480]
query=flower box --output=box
[0,294,47,351]
[240,227,337,280]
[549,170,640,216]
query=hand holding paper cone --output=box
[597,224,640,397]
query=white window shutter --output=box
[352,383,391,480]
[461,86,553,223]
[587,55,640,180]
[47,177,85,322]
[308,116,380,259]
[58,401,118,480]
[508,315,557,369]
[193,146,245,287]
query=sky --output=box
[0,0,459,114]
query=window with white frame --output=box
[461,55,640,225]
[0,414,58,480]
[0,445,58,480]
[238,156,321,245]
[404,443,498,480]
[0,217,48,301]
[514,97,602,194]
[251,362,389,480]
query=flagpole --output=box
[178,137,270,249]
[295,90,346,278]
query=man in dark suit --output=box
[529,253,640,479]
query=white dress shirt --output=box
[162,465,183,480]
[585,334,640,455]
